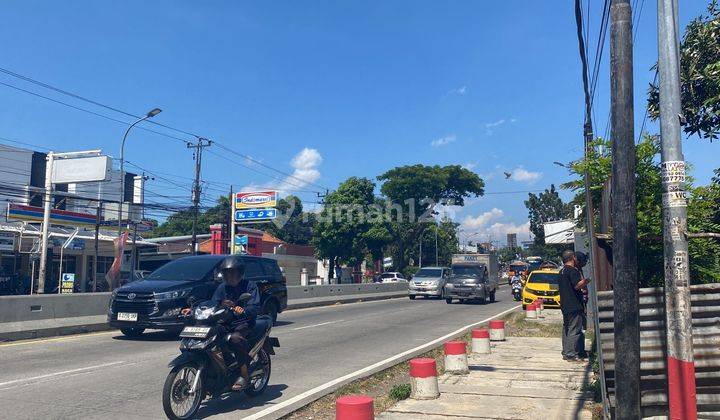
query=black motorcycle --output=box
[162,293,280,420]
[511,279,523,301]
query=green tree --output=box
[146,196,230,238]
[648,0,720,140]
[524,184,572,245]
[377,164,484,271]
[247,195,316,245]
[562,135,720,286]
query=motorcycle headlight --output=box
[155,288,192,301]
[193,306,215,320]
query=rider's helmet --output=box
[219,257,245,278]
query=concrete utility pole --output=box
[610,0,641,417]
[657,0,697,417]
[36,151,55,294]
[188,138,212,255]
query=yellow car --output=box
[521,269,561,309]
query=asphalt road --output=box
[0,284,517,420]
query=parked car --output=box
[408,267,449,299]
[108,255,287,337]
[521,268,561,309]
[379,272,407,283]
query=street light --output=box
[118,108,161,234]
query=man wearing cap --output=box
[558,250,590,361]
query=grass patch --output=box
[500,310,564,337]
[388,383,411,401]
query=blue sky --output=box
[1,1,716,245]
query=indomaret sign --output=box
[234,191,278,209]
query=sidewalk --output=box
[379,310,596,420]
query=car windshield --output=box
[452,266,484,276]
[414,268,443,277]
[528,273,560,285]
[146,257,221,281]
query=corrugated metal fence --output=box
[597,283,720,417]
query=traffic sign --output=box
[234,235,248,246]
[235,191,278,209]
[234,208,277,223]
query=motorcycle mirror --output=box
[238,292,252,303]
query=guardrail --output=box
[0,283,408,341]
[597,283,720,417]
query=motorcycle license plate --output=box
[180,326,211,338]
[117,312,137,322]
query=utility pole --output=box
[657,0,697,418]
[36,151,54,294]
[610,0,640,418]
[228,185,234,255]
[93,201,102,292]
[188,138,212,255]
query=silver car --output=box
[408,267,449,299]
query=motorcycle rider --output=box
[181,257,268,390]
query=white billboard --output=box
[52,156,111,184]
[543,219,576,244]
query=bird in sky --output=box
[503,171,512,179]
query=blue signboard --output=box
[234,235,248,246]
[234,208,277,223]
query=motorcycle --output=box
[511,279,523,301]
[162,293,280,420]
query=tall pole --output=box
[610,0,640,418]
[228,185,234,254]
[93,202,101,292]
[657,0,697,418]
[188,138,212,255]
[36,151,54,294]
[118,108,161,236]
[435,220,439,265]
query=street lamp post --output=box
[118,108,161,234]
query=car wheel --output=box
[409,295,416,300]
[445,297,453,304]
[262,300,278,325]
[478,297,486,305]
[489,290,496,303]
[120,327,145,338]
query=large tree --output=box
[524,184,572,245]
[377,164,484,271]
[648,0,720,140]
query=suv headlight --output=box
[155,288,192,301]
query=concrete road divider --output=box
[336,395,374,420]
[525,302,537,319]
[534,299,544,317]
[443,341,469,374]
[471,328,491,354]
[489,320,505,341]
[409,358,439,399]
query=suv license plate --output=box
[117,312,137,322]
[180,326,211,338]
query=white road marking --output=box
[244,304,520,420]
[291,320,345,331]
[0,361,125,390]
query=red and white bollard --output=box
[471,328,491,354]
[444,341,469,374]
[409,358,440,399]
[534,299,544,318]
[489,320,505,341]
[336,395,374,420]
[525,302,537,319]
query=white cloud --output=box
[459,208,531,245]
[462,162,477,170]
[511,167,542,183]
[430,134,456,147]
[484,118,517,136]
[444,85,467,97]
[243,147,323,195]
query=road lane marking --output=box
[291,320,345,331]
[244,304,520,420]
[0,361,125,390]
[0,331,118,348]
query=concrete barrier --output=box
[0,283,408,342]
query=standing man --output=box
[558,250,590,361]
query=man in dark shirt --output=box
[558,250,590,361]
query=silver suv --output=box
[408,267,449,300]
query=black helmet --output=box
[219,257,245,275]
